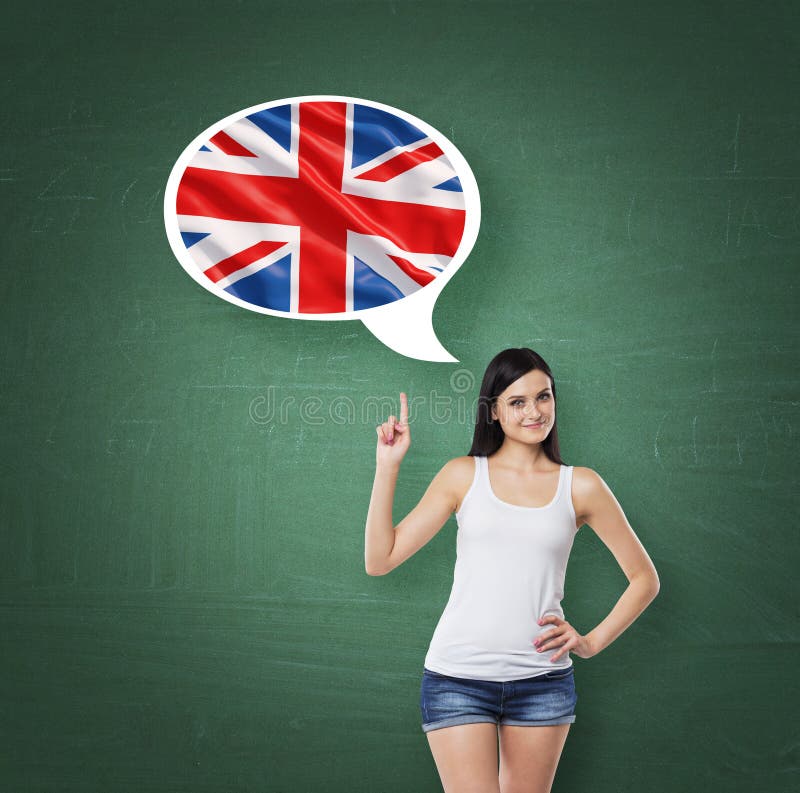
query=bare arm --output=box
[364,392,463,576]
[364,462,402,575]
[575,467,660,656]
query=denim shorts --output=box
[420,665,577,733]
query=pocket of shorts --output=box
[542,665,574,680]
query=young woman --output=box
[364,348,660,793]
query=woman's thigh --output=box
[426,722,501,793]
[498,723,571,793]
[418,666,576,792]
[420,669,503,792]
[495,666,577,792]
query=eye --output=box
[538,393,551,401]
[510,399,525,406]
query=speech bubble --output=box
[164,95,480,362]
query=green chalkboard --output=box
[1,1,797,791]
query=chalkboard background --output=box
[2,1,797,791]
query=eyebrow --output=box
[505,389,551,399]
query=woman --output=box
[364,347,660,793]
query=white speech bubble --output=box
[164,95,480,362]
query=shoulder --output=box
[435,456,477,512]
[438,456,477,485]
[570,466,612,521]
[571,466,605,491]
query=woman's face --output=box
[490,369,555,442]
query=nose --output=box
[524,401,542,420]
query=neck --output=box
[491,438,549,470]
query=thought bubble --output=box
[164,95,480,361]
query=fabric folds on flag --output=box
[175,100,467,314]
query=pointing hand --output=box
[376,392,411,467]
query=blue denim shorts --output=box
[420,665,577,733]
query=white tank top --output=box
[423,455,579,681]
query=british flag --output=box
[174,99,467,314]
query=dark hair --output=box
[467,347,565,464]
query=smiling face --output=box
[490,368,555,443]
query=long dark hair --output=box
[467,347,565,464]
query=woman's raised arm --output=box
[364,392,465,576]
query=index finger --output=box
[399,392,408,424]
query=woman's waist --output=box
[430,606,561,645]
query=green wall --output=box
[2,1,797,791]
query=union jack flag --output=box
[174,99,467,314]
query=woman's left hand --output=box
[533,615,596,661]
